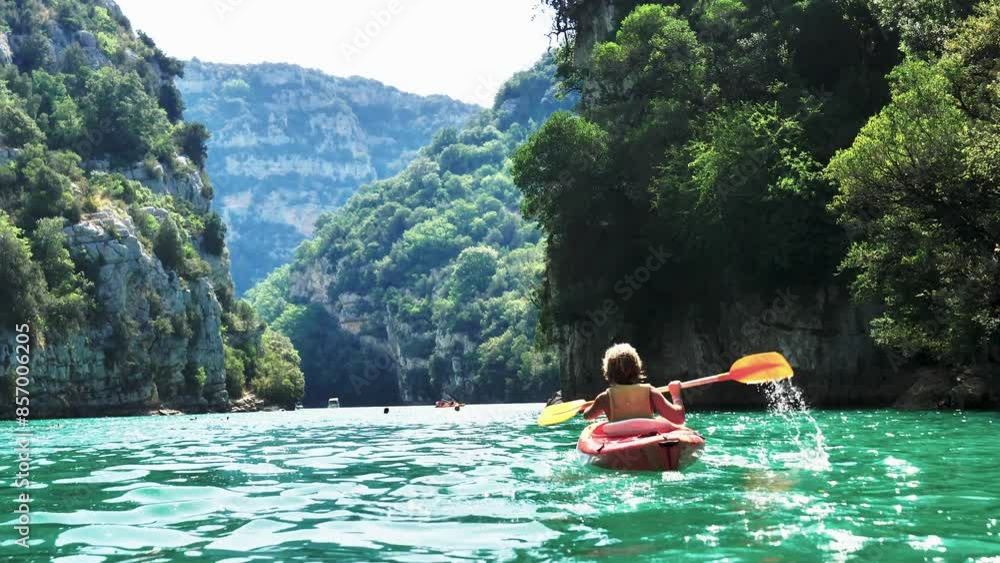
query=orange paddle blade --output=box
[729,352,793,384]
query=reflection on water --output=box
[0,403,997,561]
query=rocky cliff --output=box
[177,61,481,293]
[560,283,997,409]
[0,0,252,418]
[29,207,227,416]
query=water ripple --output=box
[0,405,997,561]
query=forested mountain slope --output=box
[177,61,480,293]
[249,58,572,406]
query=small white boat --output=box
[327,398,341,408]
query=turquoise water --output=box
[1,402,998,561]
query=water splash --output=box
[765,379,831,471]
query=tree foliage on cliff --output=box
[248,58,572,405]
[522,0,997,367]
[252,331,305,408]
[514,1,896,344]
[828,1,1000,363]
[0,1,204,345]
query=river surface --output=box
[1,402,998,562]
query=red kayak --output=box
[578,419,705,471]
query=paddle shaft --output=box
[679,370,734,389]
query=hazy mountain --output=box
[177,61,481,292]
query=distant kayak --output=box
[435,401,465,408]
[577,419,704,471]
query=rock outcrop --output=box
[25,208,228,418]
[230,393,265,413]
[893,367,998,410]
[557,279,999,409]
[122,159,213,214]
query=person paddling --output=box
[582,343,685,425]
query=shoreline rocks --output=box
[230,394,265,413]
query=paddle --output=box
[536,352,793,427]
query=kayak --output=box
[577,419,705,471]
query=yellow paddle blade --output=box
[537,399,589,426]
[730,352,793,384]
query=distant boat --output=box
[295,403,304,410]
[435,400,465,408]
[328,398,341,408]
[436,394,463,408]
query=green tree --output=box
[0,95,46,148]
[828,3,1000,362]
[175,122,209,168]
[252,331,305,407]
[159,83,185,123]
[59,43,92,92]
[79,67,171,162]
[12,32,53,72]
[449,246,499,301]
[153,215,184,272]
[224,345,247,399]
[665,101,842,287]
[511,111,609,236]
[202,212,226,256]
[184,363,208,395]
[31,72,84,149]
[0,212,47,334]
[245,264,292,323]
[20,153,77,226]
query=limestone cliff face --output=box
[28,209,227,417]
[558,285,913,407]
[285,257,415,404]
[285,252,461,406]
[177,61,481,293]
[1,171,232,418]
[0,1,239,418]
[560,283,997,408]
[560,0,628,67]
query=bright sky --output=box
[115,0,556,106]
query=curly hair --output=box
[602,343,646,385]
